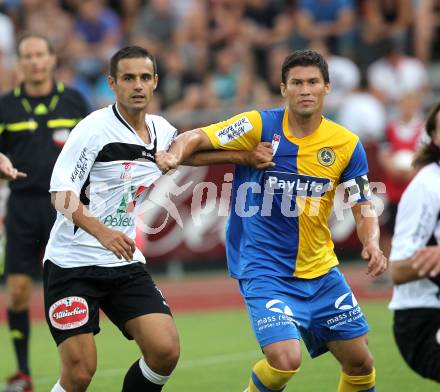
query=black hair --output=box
[281,49,329,84]
[413,101,440,168]
[110,46,157,80]
[17,33,54,56]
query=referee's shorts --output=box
[4,193,56,276]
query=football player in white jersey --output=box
[389,101,440,382]
[44,46,273,392]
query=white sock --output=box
[138,356,170,385]
[51,380,66,392]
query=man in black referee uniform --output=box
[0,33,88,392]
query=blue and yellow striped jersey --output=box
[201,108,369,279]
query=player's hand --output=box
[411,246,440,278]
[155,150,179,173]
[0,154,27,180]
[245,142,275,170]
[95,226,136,261]
[361,242,388,278]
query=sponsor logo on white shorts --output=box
[215,117,253,145]
[49,296,89,330]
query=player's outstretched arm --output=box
[51,190,135,261]
[351,201,388,277]
[182,142,275,169]
[155,129,213,172]
[0,153,27,180]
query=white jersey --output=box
[44,104,176,268]
[389,163,440,310]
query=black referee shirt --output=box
[0,81,89,194]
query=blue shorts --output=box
[239,267,369,358]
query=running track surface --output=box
[0,265,392,323]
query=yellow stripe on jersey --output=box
[282,114,360,278]
[47,118,79,128]
[6,121,38,132]
[201,110,262,152]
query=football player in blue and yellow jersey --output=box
[157,50,387,392]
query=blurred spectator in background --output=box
[21,0,73,63]
[55,60,93,106]
[378,93,425,255]
[131,0,179,55]
[172,0,199,21]
[204,43,253,110]
[359,0,412,65]
[295,0,356,58]
[367,39,429,116]
[157,47,204,112]
[242,0,291,78]
[0,9,16,93]
[110,0,142,43]
[414,0,440,63]
[175,0,209,80]
[252,44,291,107]
[310,38,360,116]
[69,0,121,83]
[337,73,386,142]
[207,0,245,49]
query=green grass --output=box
[0,302,438,391]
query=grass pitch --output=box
[0,301,438,391]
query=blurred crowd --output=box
[0,0,438,130]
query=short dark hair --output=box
[110,46,157,80]
[281,49,329,84]
[17,33,54,56]
[426,101,440,137]
[413,101,440,168]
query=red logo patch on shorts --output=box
[49,296,89,330]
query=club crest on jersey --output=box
[271,133,281,156]
[120,162,134,180]
[317,147,336,167]
[49,296,89,330]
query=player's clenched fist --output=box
[155,151,178,173]
[246,142,276,170]
[95,226,136,261]
[362,243,388,278]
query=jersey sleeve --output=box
[153,116,177,151]
[390,177,439,262]
[200,110,262,151]
[50,118,100,196]
[340,140,371,203]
